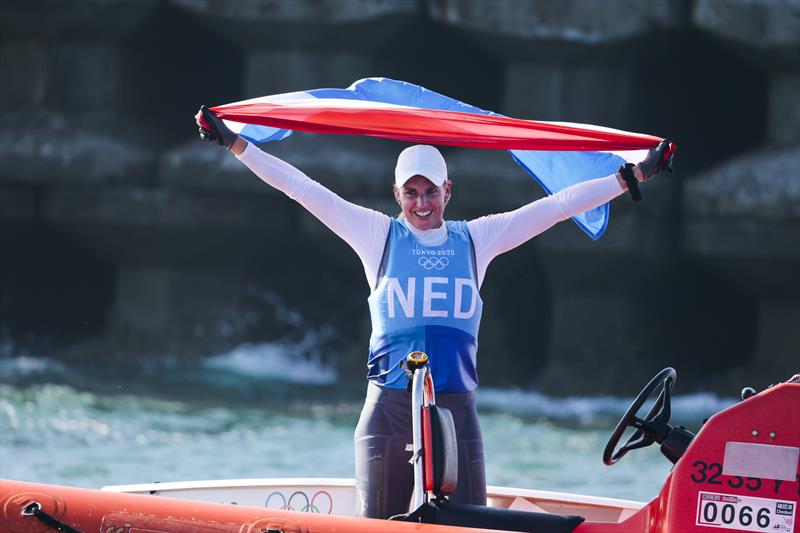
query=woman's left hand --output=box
[636,139,675,182]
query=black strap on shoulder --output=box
[374,225,392,290]
[619,163,641,202]
[467,228,479,284]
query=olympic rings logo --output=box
[265,490,333,514]
[418,256,449,270]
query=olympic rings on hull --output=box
[418,256,449,270]
[265,490,334,514]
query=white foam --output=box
[0,355,70,381]
[203,342,337,385]
[478,387,737,421]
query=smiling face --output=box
[394,175,452,231]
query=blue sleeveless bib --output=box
[366,219,484,392]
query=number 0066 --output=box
[696,492,795,532]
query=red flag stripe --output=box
[211,102,664,152]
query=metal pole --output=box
[410,364,427,510]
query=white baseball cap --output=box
[394,145,448,188]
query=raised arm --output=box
[468,142,672,286]
[197,108,391,288]
[235,141,390,275]
[467,174,625,285]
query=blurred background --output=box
[0,0,798,498]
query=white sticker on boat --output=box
[723,442,800,481]
[696,491,795,532]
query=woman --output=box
[196,107,671,518]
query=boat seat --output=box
[423,404,458,495]
[399,404,584,533]
[393,498,585,533]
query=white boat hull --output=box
[102,477,645,523]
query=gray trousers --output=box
[354,382,487,519]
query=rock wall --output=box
[1,0,797,394]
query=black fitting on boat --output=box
[21,501,84,533]
[659,425,696,464]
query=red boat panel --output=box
[576,383,799,533]
[655,383,799,533]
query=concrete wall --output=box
[1,0,797,393]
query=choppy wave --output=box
[1,352,738,424]
[478,387,737,424]
[0,355,74,381]
[0,356,742,501]
[1,382,676,499]
[0,381,683,500]
[0,343,337,393]
[0,382,356,488]
[203,341,337,385]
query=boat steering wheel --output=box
[603,367,677,465]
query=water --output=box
[0,348,737,502]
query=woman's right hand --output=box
[195,105,239,150]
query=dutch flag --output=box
[210,77,667,240]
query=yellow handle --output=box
[406,351,429,364]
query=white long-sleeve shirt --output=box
[236,142,625,289]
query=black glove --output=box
[637,139,675,182]
[195,105,237,149]
[618,139,675,202]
